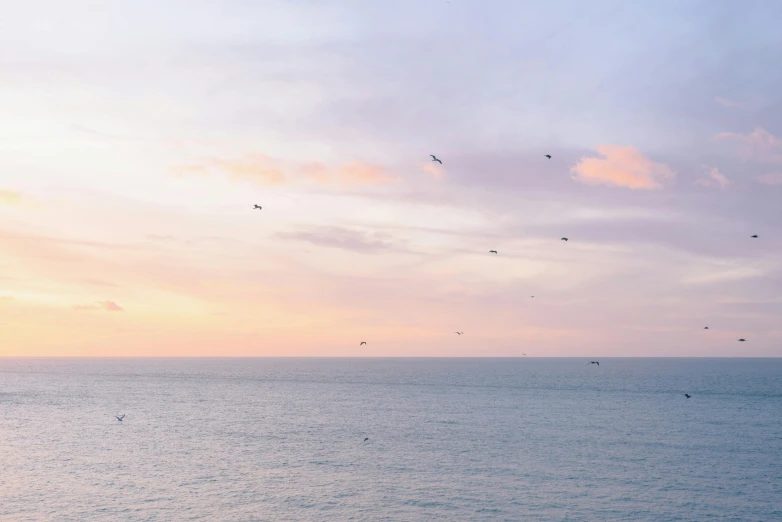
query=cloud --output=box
[714,96,746,109]
[72,300,124,312]
[757,172,782,185]
[0,295,13,301]
[696,167,731,189]
[422,162,446,181]
[570,145,676,190]
[0,190,24,205]
[172,154,286,185]
[714,128,782,164]
[300,161,398,185]
[276,226,399,253]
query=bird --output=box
[364,437,369,442]
[704,326,709,330]
[684,394,691,399]
[360,341,367,346]
[430,154,442,164]
[545,154,551,159]
[455,332,464,335]
[530,296,535,298]
[738,338,746,342]
[589,361,599,366]
[115,414,125,422]
[253,204,262,210]
[561,237,568,241]
[751,235,758,238]
[489,250,498,254]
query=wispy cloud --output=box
[300,161,398,185]
[696,167,731,189]
[756,172,782,185]
[0,190,24,205]
[714,128,782,164]
[714,96,746,109]
[276,226,400,253]
[570,145,675,190]
[72,300,124,312]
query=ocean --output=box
[1,358,780,521]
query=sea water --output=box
[1,358,780,521]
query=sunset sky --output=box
[2,0,781,356]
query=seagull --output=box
[489,250,498,254]
[704,326,709,329]
[430,154,442,164]
[738,338,746,342]
[364,437,369,442]
[561,237,568,241]
[253,204,262,210]
[751,235,758,238]
[455,332,464,335]
[589,361,599,366]
[115,414,125,422]
[545,155,551,159]
[360,341,367,346]
[684,394,691,399]
[530,296,535,298]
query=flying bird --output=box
[545,155,551,159]
[561,237,568,241]
[589,361,599,366]
[253,205,262,210]
[455,332,464,335]
[530,296,535,298]
[115,414,125,422]
[704,326,709,330]
[684,394,691,399]
[364,437,369,442]
[430,154,442,164]
[738,338,746,342]
[360,341,367,346]
[489,250,498,254]
[751,235,758,238]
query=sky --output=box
[1,0,782,356]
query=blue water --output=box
[1,358,780,521]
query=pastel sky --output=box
[2,0,781,356]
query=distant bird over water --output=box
[738,338,746,342]
[115,414,125,422]
[489,250,497,254]
[751,235,758,238]
[364,437,369,442]
[360,341,367,346]
[545,155,551,159]
[589,361,599,366]
[561,237,568,241]
[455,332,464,335]
[430,154,442,164]
[684,394,691,399]
[253,204,262,210]
[704,326,709,330]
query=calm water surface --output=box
[1,358,781,521]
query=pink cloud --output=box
[422,162,446,181]
[696,167,731,189]
[301,161,398,185]
[757,172,782,185]
[570,145,675,189]
[0,190,23,205]
[714,128,782,164]
[714,96,746,109]
[172,154,286,185]
[73,300,124,312]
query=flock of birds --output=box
[112,152,762,421]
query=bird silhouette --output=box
[589,361,599,366]
[738,338,746,342]
[530,296,535,298]
[704,326,709,330]
[430,154,442,164]
[455,332,464,335]
[545,154,551,159]
[751,235,758,238]
[364,437,369,442]
[561,237,568,241]
[253,204,262,210]
[489,250,498,254]
[360,341,367,346]
[684,394,691,399]
[115,414,125,422]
